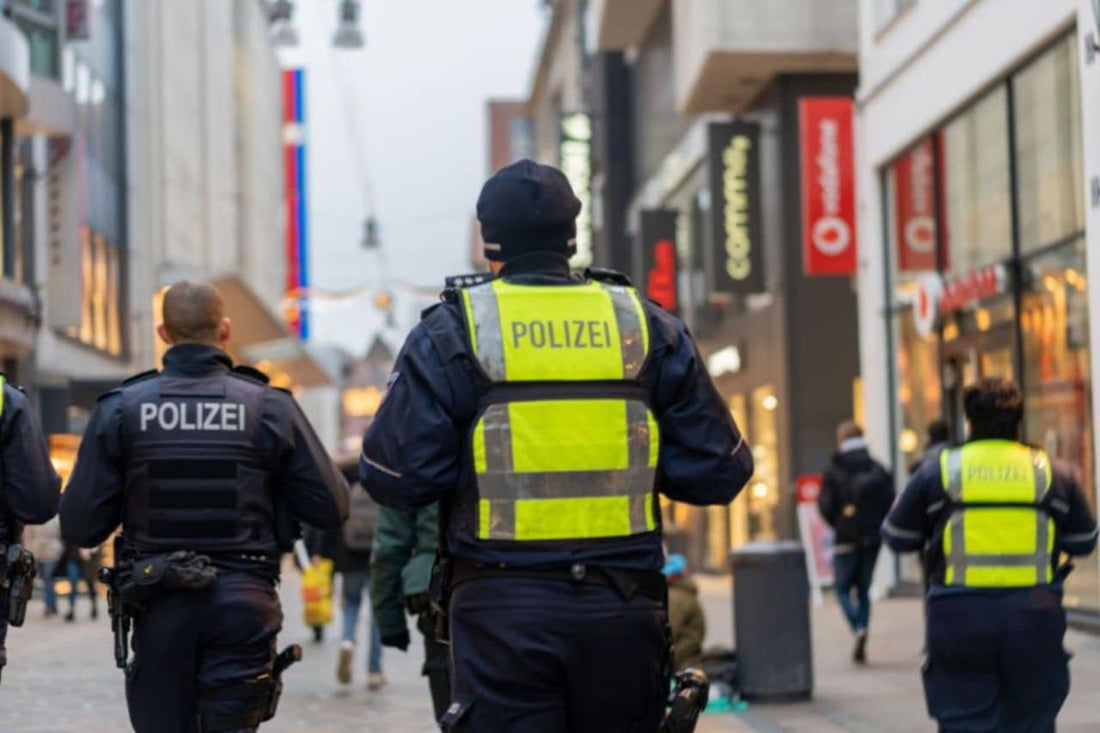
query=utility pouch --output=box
[428,553,452,644]
[2,544,37,628]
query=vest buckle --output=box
[570,563,587,582]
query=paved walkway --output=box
[2,570,1099,731]
[693,575,1100,732]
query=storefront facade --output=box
[857,0,1100,612]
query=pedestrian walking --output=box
[909,418,951,476]
[884,378,1098,731]
[371,502,451,724]
[332,463,385,691]
[818,421,894,664]
[59,541,99,621]
[23,516,64,618]
[361,159,754,731]
[0,375,61,682]
[59,280,349,732]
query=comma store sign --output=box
[561,112,594,270]
[707,121,765,295]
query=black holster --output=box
[428,553,452,644]
[2,544,37,628]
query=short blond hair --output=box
[161,281,225,344]
[836,420,863,445]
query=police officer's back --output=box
[361,160,754,731]
[884,378,1097,731]
[0,377,61,679]
[59,281,349,733]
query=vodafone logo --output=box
[912,273,943,337]
[813,217,852,257]
[904,216,936,254]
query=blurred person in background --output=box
[24,516,64,617]
[664,554,705,671]
[818,421,895,664]
[59,540,99,622]
[372,502,450,725]
[332,462,385,691]
[910,418,951,476]
[884,378,1097,731]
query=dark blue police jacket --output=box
[360,252,754,572]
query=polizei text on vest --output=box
[140,402,247,432]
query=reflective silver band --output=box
[1031,449,1051,501]
[948,515,966,585]
[477,466,658,500]
[944,449,963,501]
[627,400,652,469]
[960,553,1051,568]
[479,404,513,474]
[601,285,646,380]
[629,493,651,534]
[465,285,506,381]
[1035,511,1051,581]
[484,499,515,540]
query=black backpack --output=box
[343,488,378,552]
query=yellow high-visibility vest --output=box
[460,278,659,543]
[939,441,1054,588]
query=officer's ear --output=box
[217,317,232,346]
[156,324,173,346]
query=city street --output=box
[3,571,1100,731]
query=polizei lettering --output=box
[965,463,1029,485]
[510,319,613,350]
[139,402,247,432]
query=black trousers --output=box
[126,573,282,733]
[418,611,453,725]
[445,577,667,733]
[923,588,1069,733]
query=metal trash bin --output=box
[730,541,813,701]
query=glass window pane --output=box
[1013,34,1085,253]
[14,18,59,79]
[749,386,780,542]
[1020,238,1095,609]
[942,86,1013,277]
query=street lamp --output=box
[269,0,298,47]
[333,0,364,49]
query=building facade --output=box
[856,0,1100,615]
[531,0,862,571]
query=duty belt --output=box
[450,557,667,603]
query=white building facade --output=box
[856,0,1100,615]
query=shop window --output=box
[76,227,124,356]
[1013,34,1085,254]
[1020,239,1095,609]
[941,86,1013,279]
[727,395,750,550]
[12,7,60,80]
[748,386,780,542]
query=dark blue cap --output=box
[476,159,581,262]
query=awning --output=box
[211,277,332,389]
[0,17,30,119]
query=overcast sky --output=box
[279,0,546,356]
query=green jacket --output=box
[370,503,439,645]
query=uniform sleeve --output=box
[59,394,125,547]
[371,506,416,649]
[646,309,753,506]
[882,464,936,552]
[1050,468,1098,557]
[0,385,61,525]
[264,390,350,531]
[360,321,468,511]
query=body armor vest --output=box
[119,370,274,556]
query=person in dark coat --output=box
[818,421,895,664]
[910,418,951,476]
[360,160,753,731]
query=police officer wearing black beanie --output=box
[362,160,754,732]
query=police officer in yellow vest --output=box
[361,160,754,731]
[884,378,1097,732]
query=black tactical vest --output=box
[118,369,274,556]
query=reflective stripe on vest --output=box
[461,279,658,542]
[939,441,1054,587]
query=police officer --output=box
[0,375,62,680]
[59,280,349,732]
[884,378,1097,732]
[361,160,754,731]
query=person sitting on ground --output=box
[664,553,705,670]
[818,421,894,664]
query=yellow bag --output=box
[301,559,334,627]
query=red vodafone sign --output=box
[796,474,823,505]
[894,136,949,272]
[799,97,857,276]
